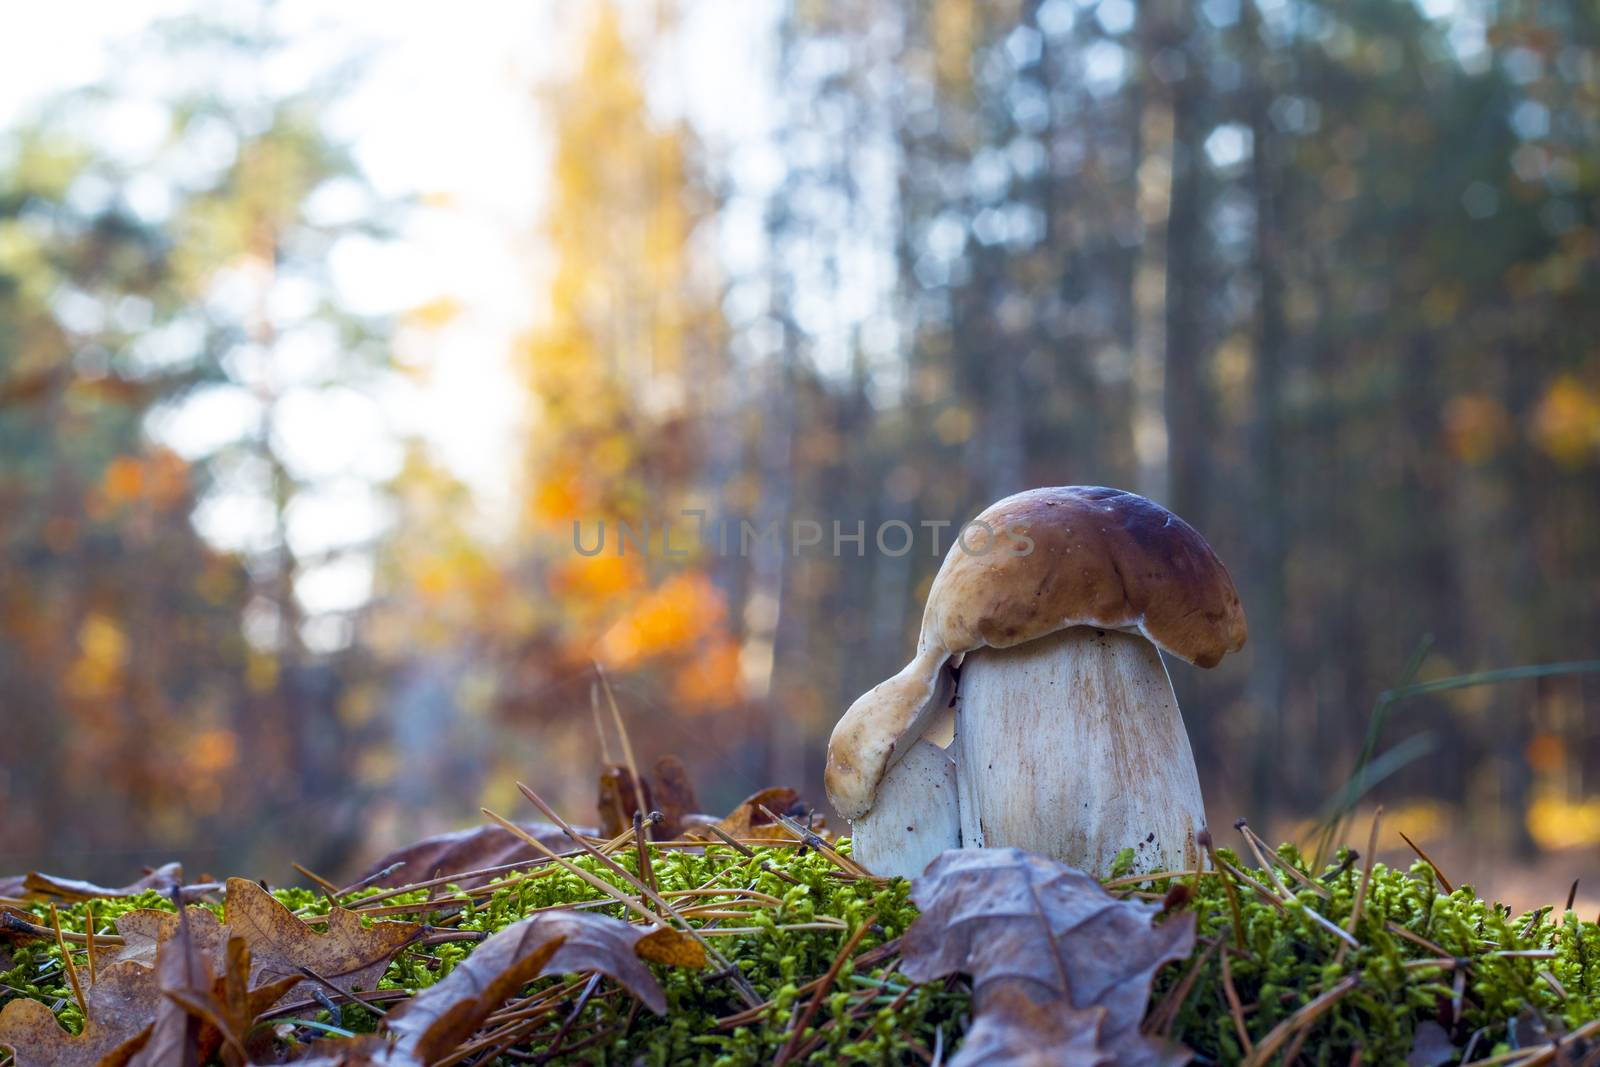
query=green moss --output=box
[1133,845,1600,1063]
[0,888,187,1036]
[6,841,1598,1064]
[2,845,965,1064]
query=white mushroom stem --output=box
[953,626,1205,876]
[848,740,962,880]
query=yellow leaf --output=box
[1531,376,1600,466]
[406,295,463,330]
[635,927,707,969]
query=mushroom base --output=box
[953,626,1206,876]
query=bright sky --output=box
[2,0,553,508]
[2,0,779,484]
[3,0,780,643]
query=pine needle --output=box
[49,903,87,1020]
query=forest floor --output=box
[3,777,1600,1065]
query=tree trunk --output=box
[1243,0,1289,816]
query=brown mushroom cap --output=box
[825,485,1246,820]
[926,485,1246,669]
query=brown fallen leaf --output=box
[113,881,415,1012]
[213,938,266,1059]
[598,763,653,838]
[145,934,297,1067]
[1,905,56,946]
[598,755,710,838]
[900,848,1195,1067]
[109,903,300,1067]
[127,902,208,1067]
[20,863,184,904]
[110,906,228,971]
[684,786,805,842]
[222,878,421,1003]
[649,755,701,838]
[352,821,582,890]
[0,959,161,1067]
[383,911,670,1064]
[289,1035,418,1066]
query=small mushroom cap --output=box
[825,485,1245,820]
[826,648,953,822]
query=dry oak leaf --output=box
[596,754,703,839]
[288,1035,418,1066]
[221,878,421,1003]
[353,821,581,891]
[384,911,671,1064]
[0,959,162,1067]
[598,763,652,838]
[900,848,1195,1067]
[684,786,806,842]
[649,755,702,839]
[110,906,228,971]
[127,899,300,1067]
[127,904,211,1067]
[212,935,300,1053]
[20,863,184,905]
[1,905,62,947]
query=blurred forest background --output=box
[2,0,1598,905]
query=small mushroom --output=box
[825,486,1246,876]
[848,739,961,880]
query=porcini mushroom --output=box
[825,486,1246,877]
